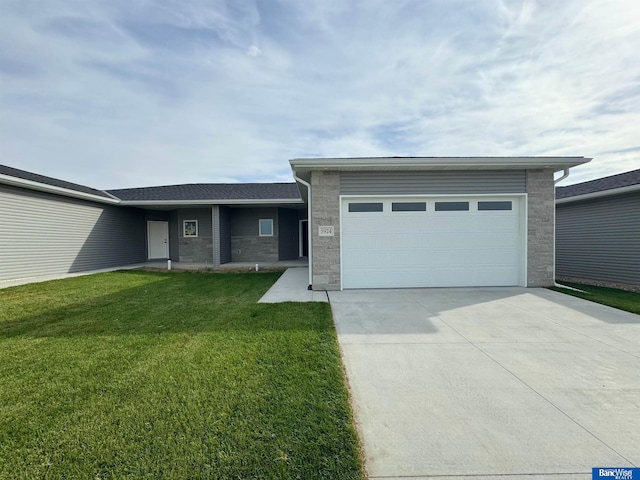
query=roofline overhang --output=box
[119,198,304,207]
[556,183,640,204]
[0,173,121,204]
[0,172,305,207]
[290,156,592,182]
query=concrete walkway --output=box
[258,268,328,303]
[329,287,640,479]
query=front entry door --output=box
[147,221,169,259]
[300,220,309,257]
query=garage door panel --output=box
[472,234,519,248]
[343,267,519,289]
[344,235,519,252]
[344,247,519,268]
[341,196,523,288]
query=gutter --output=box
[293,173,313,289]
[552,168,571,290]
[0,173,121,204]
[554,168,570,184]
[556,183,640,205]
[118,198,303,206]
[290,156,591,171]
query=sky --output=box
[1,0,639,190]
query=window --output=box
[348,202,383,212]
[435,202,469,211]
[183,220,198,237]
[478,201,512,211]
[259,218,274,236]
[392,202,426,212]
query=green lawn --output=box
[551,281,640,315]
[0,271,363,479]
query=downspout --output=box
[552,168,585,292]
[554,168,570,184]
[293,173,313,289]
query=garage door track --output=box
[329,287,640,479]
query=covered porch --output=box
[142,203,308,267]
[141,258,308,271]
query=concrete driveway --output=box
[329,287,640,479]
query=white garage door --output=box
[341,196,524,289]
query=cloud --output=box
[0,0,638,189]
[246,44,261,56]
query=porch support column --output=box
[212,205,221,267]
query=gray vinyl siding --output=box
[556,192,640,285]
[0,184,145,281]
[340,170,526,195]
[278,208,299,261]
[230,208,279,236]
[212,206,220,266]
[174,208,213,263]
[175,208,213,237]
[169,211,179,261]
[229,207,279,262]
[145,210,169,222]
[219,206,232,264]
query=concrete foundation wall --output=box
[526,168,555,287]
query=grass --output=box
[0,271,363,479]
[551,281,640,315]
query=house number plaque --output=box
[318,226,334,236]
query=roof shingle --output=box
[107,183,301,201]
[0,164,115,199]
[1,164,301,203]
[556,169,640,199]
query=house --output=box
[0,164,306,282]
[556,168,640,290]
[1,156,590,289]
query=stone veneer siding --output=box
[231,236,278,262]
[311,171,341,290]
[526,168,555,287]
[178,237,213,263]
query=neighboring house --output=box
[1,156,590,289]
[556,168,640,290]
